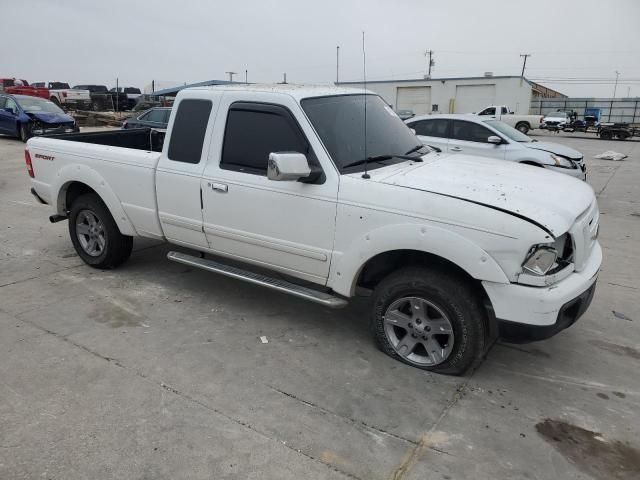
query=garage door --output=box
[454,84,496,113]
[396,86,431,115]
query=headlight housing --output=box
[522,245,558,275]
[550,153,575,168]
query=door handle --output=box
[450,147,462,152]
[208,182,228,193]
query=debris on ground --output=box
[260,336,268,344]
[594,151,628,161]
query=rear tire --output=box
[68,193,133,269]
[19,123,32,142]
[370,267,486,375]
[515,122,530,134]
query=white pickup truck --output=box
[476,105,544,134]
[31,82,91,111]
[26,85,601,375]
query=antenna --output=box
[361,31,370,179]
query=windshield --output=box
[485,120,531,142]
[50,82,70,89]
[301,94,423,173]
[125,87,141,94]
[18,96,65,114]
[546,112,567,118]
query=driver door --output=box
[201,97,339,284]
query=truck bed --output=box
[50,127,165,152]
[27,128,165,239]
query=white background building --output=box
[337,75,565,115]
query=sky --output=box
[3,0,640,97]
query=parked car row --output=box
[26,84,600,375]
[1,77,143,111]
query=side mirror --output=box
[3,107,15,114]
[268,152,311,181]
[487,136,502,144]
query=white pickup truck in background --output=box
[26,85,601,375]
[476,105,544,134]
[31,82,91,111]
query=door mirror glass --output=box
[267,152,311,181]
[487,135,502,144]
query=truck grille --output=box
[569,201,599,272]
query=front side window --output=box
[167,99,212,164]
[451,120,493,143]
[409,119,449,138]
[221,104,309,175]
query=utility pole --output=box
[336,45,340,83]
[282,72,287,84]
[424,50,434,79]
[225,71,237,82]
[613,71,620,98]
[519,54,531,85]
[245,69,248,84]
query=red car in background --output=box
[0,78,49,99]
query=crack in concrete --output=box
[388,380,470,480]
[1,310,361,480]
[268,385,419,446]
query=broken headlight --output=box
[522,245,558,275]
[522,234,573,276]
[550,153,575,168]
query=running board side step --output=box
[167,251,348,309]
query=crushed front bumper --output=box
[482,242,601,342]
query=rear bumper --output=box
[32,125,80,136]
[63,99,91,110]
[482,242,601,338]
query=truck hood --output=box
[372,154,594,236]
[28,112,75,124]
[523,141,582,160]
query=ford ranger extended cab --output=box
[476,105,544,134]
[26,85,601,375]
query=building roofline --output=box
[336,75,534,86]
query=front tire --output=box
[515,122,530,134]
[69,193,133,269]
[370,267,486,375]
[19,123,32,142]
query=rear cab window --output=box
[167,99,213,164]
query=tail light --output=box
[25,149,34,178]
[62,91,67,98]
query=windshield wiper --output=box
[405,144,426,155]
[343,153,423,170]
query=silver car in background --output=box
[406,114,586,180]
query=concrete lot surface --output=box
[1,131,639,479]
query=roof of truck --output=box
[188,83,369,100]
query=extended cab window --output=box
[167,99,212,163]
[221,104,310,175]
[410,119,449,138]
[451,120,493,143]
[479,107,495,116]
[501,106,509,115]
